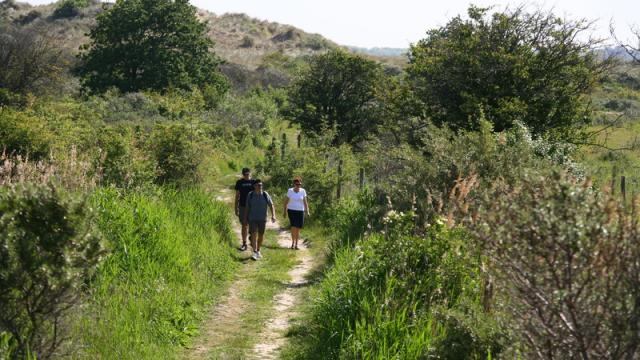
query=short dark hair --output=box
[253,178,262,186]
[242,167,250,174]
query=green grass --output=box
[579,121,640,195]
[205,229,297,359]
[281,201,502,360]
[68,187,237,359]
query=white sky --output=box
[23,0,640,48]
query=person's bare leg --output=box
[250,230,257,251]
[290,227,295,248]
[241,223,248,245]
[292,227,300,248]
[257,232,264,252]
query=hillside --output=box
[1,0,356,91]
[1,0,337,68]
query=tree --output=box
[0,24,67,105]
[52,0,90,19]
[78,0,228,95]
[406,6,611,139]
[285,50,384,146]
[612,25,640,64]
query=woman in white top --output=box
[283,176,310,249]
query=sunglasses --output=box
[293,182,301,185]
[255,184,263,187]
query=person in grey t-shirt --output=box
[244,179,276,260]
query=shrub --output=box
[0,108,51,160]
[147,123,202,185]
[470,171,640,358]
[95,126,154,188]
[363,120,581,231]
[0,25,66,98]
[52,0,89,19]
[290,220,504,359]
[240,35,255,48]
[256,137,354,217]
[206,90,281,131]
[0,183,103,358]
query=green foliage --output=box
[286,50,385,145]
[288,217,503,359]
[325,190,377,253]
[79,0,228,95]
[470,172,640,358]
[0,183,103,359]
[207,90,281,132]
[147,123,202,185]
[52,0,89,19]
[0,108,51,159]
[257,135,355,217]
[95,126,155,188]
[0,25,66,101]
[362,120,582,228]
[74,187,235,357]
[407,6,610,139]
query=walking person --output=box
[244,179,276,260]
[283,177,310,250]
[234,167,255,251]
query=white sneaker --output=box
[257,251,262,259]
[251,251,258,260]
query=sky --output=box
[23,0,640,48]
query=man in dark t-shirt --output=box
[235,167,256,251]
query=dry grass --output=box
[0,146,101,190]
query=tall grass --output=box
[69,187,236,358]
[285,211,503,359]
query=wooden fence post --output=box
[280,133,287,160]
[337,159,343,199]
[359,168,365,190]
[297,133,301,148]
[621,176,626,204]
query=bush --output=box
[95,126,155,188]
[363,120,582,231]
[52,0,89,19]
[256,136,354,217]
[470,171,640,358]
[0,88,25,107]
[0,183,103,358]
[288,217,504,359]
[147,123,202,185]
[0,108,51,160]
[206,90,281,131]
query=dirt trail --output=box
[187,187,316,359]
[187,188,250,358]
[249,222,314,359]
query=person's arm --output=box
[304,195,310,216]
[244,194,250,223]
[269,203,276,223]
[234,190,240,216]
[282,194,289,217]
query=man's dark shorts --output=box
[238,206,248,225]
[249,220,266,235]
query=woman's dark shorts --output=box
[287,209,305,228]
